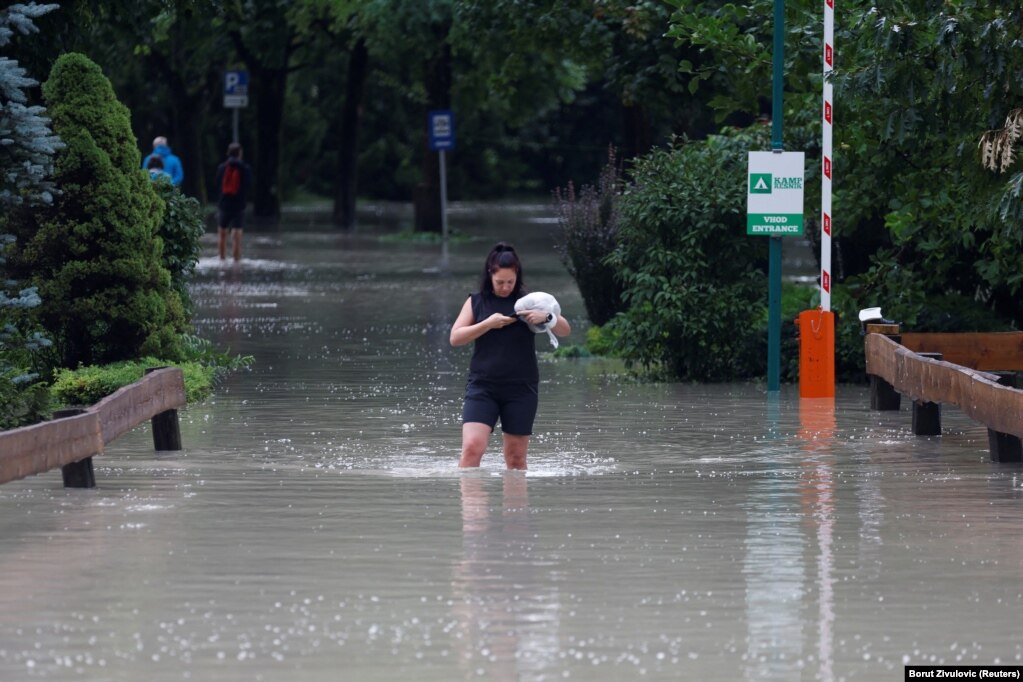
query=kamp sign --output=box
[746,151,805,236]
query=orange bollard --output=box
[796,309,835,398]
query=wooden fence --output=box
[864,333,1023,461]
[900,331,1023,371]
[0,367,185,487]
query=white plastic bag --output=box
[514,292,561,348]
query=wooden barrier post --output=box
[54,408,96,488]
[868,325,902,411]
[870,375,901,411]
[911,353,942,436]
[989,373,1022,462]
[145,367,182,451]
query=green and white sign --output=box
[746,151,805,236]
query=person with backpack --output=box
[215,142,253,261]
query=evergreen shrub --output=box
[6,53,186,368]
[0,243,55,427]
[151,179,204,314]
[0,3,60,428]
[607,128,770,381]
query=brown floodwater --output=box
[1,202,1020,681]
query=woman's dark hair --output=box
[479,242,526,297]
[147,155,164,169]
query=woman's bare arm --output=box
[449,297,518,347]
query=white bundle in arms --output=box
[514,292,561,348]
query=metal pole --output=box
[232,108,239,144]
[821,0,834,312]
[439,149,449,268]
[767,0,785,392]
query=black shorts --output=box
[462,380,539,436]
[218,207,245,229]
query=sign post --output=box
[767,0,786,393]
[223,70,249,143]
[748,149,805,391]
[746,152,806,237]
[428,110,455,267]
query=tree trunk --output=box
[171,94,207,203]
[622,103,652,160]
[414,41,452,233]
[250,65,286,219]
[333,37,369,229]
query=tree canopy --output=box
[666,0,1023,331]
[3,0,1020,384]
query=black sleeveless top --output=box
[468,292,539,384]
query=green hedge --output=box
[607,128,771,380]
[50,359,217,407]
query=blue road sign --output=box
[428,110,455,151]
[224,70,249,108]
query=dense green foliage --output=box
[0,239,54,427]
[0,3,62,208]
[6,53,186,369]
[666,0,1023,335]
[50,358,217,406]
[553,148,625,326]
[3,1,1019,386]
[49,336,254,407]
[828,3,1023,335]
[606,127,771,380]
[6,1,711,216]
[0,2,59,428]
[151,178,204,315]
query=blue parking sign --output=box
[224,70,249,108]
[428,110,455,151]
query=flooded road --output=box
[2,203,1021,681]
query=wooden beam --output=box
[93,367,186,444]
[0,411,103,485]
[900,332,1023,371]
[865,334,1023,439]
[0,367,186,486]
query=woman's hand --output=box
[486,312,519,329]
[519,309,552,326]
[450,298,521,347]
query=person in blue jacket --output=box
[141,136,183,186]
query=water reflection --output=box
[742,464,806,679]
[799,398,837,682]
[452,473,559,680]
[742,398,840,680]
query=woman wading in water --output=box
[449,242,571,470]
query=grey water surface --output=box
[2,202,1021,681]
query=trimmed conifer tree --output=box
[7,52,184,367]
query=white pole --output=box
[439,149,449,268]
[821,0,834,311]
